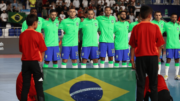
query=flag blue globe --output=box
[70,81,103,101]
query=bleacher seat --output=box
[9,29,15,36]
[6,23,11,29]
[58,30,62,36]
[15,29,21,36]
[0,29,2,36]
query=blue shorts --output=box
[81,47,99,59]
[45,46,60,61]
[166,49,180,59]
[115,49,129,61]
[99,42,115,57]
[61,46,78,59]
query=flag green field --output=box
[43,68,136,101]
[8,12,26,24]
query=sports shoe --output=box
[174,75,180,80]
[164,75,168,80]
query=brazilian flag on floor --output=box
[8,12,26,24]
[43,68,136,101]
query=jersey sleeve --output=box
[163,22,167,33]
[129,25,137,48]
[127,22,130,33]
[58,20,65,30]
[41,20,47,29]
[114,23,117,33]
[156,25,165,47]
[79,21,84,29]
[38,33,47,52]
[128,23,133,32]
[21,21,28,32]
[97,20,99,29]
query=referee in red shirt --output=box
[129,6,165,101]
[19,14,47,101]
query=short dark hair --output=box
[105,6,111,10]
[171,13,178,16]
[119,11,127,15]
[26,14,38,26]
[69,7,76,11]
[30,8,36,12]
[154,11,161,15]
[50,9,57,14]
[88,9,94,12]
[140,6,152,19]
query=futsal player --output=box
[22,8,45,33]
[16,72,37,101]
[163,13,180,80]
[96,6,116,68]
[59,7,81,68]
[151,11,165,74]
[79,9,99,68]
[129,6,165,101]
[128,15,141,67]
[144,75,173,101]
[19,14,47,101]
[114,11,129,67]
[42,10,60,68]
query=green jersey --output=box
[22,17,45,33]
[128,21,139,32]
[96,16,116,43]
[114,21,129,50]
[42,18,59,47]
[79,18,99,47]
[59,17,80,46]
[164,21,180,49]
[151,20,165,34]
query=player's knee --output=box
[72,59,77,63]
[53,61,58,64]
[62,59,68,63]
[45,61,50,64]
[100,57,105,61]
[93,59,98,63]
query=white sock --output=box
[61,62,67,68]
[158,63,161,74]
[81,63,86,68]
[165,66,169,76]
[100,60,105,68]
[175,66,179,76]
[93,63,99,68]
[108,61,114,68]
[175,63,179,76]
[72,63,78,68]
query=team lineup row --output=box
[21,7,180,80]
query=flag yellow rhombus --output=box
[44,74,129,101]
[11,13,23,22]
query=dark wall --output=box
[0,38,21,54]
[148,5,180,17]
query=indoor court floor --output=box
[0,55,180,101]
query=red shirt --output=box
[16,72,37,101]
[178,17,180,22]
[129,21,165,57]
[19,29,47,61]
[144,75,169,97]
